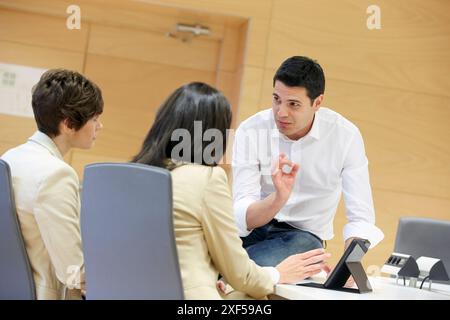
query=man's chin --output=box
[277,127,291,135]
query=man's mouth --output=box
[277,120,292,127]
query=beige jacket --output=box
[1,131,84,299]
[171,164,274,300]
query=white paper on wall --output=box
[0,63,47,118]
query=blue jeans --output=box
[242,219,323,267]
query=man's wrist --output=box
[272,191,287,209]
[344,237,360,249]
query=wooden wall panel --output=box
[76,53,216,177]
[267,0,450,97]
[216,71,239,118]
[216,22,248,128]
[236,66,265,123]
[0,41,84,71]
[217,24,244,73]
[0,115,36,156]
[0,0,230,40]
[0,8,88,52]
[88,24,221,72]
[326,79,450,200]
[70,150,129,181]
[142,0,273,67]
[0,4,236,180]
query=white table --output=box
[275,275,450,300]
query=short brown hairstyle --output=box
[31,69,103,137]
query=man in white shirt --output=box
[232,56,384,267]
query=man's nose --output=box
[277,104,289,118]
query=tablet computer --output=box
[297,238,372,293]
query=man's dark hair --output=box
[132,82,232,169]
[273,56,325,102]
[31,69,103,137]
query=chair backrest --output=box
[394,217,450,280]
[0,159,36,299]
[80,162,184,299]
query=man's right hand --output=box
[245,153,300,230]
[272,153,299,204]
[276,248,331,284]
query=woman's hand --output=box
[276,248,331,284]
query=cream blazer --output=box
[171,164,274,300]
[1,131,84,299]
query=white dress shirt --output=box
[232,107,384,248]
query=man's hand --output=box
[245,154,300,230]
[272,153,299,204]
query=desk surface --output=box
[275,275,450,300]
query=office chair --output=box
[80,162,184,299]
[394,217,450,283]
[0,159,36,299]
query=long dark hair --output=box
[132,82,232,169]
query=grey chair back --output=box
[80,162,183,299]
[0,159,36,299]
[394,217,450,281]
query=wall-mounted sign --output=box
[0,63,47,118]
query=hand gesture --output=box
[272,153,299,203]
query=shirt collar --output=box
[28,131,64,160]
[307,113,321,140]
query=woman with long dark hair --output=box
[133,82,329,299]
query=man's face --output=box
[272,80,322,140]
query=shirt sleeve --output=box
[34,166,85,289]
[341,129,384,248]
[202,167,274,298]
[262,267,280,285]
[231,126,262,237]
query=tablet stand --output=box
[346,261,372,293]
[297,238,373,294]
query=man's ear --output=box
[312,94,324,111]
